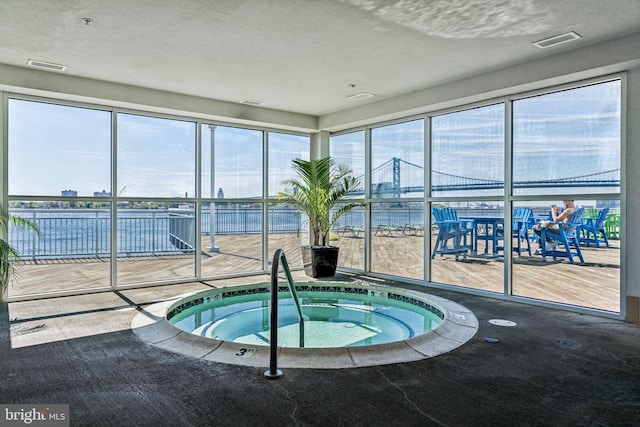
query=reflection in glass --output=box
[117,203,196,285]
[202,125,263,199]
[513,80,621,196]
[431,104,504,197]
[7,200,112,297]
[118,113,196,198]
[371,120,424,199]
[8,99,111,197]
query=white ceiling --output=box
[1,0,640,117]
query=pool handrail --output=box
[264,248,304,379]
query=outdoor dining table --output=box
[460,216,505,256]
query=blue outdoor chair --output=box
[431,207,473,260]
[540,207,585,264]
[497,207,533,256]
[581,208,610,248]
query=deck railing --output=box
[8,206,619,260]
[8,208,303,260]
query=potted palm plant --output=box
[277,156,362,277]
[1,204,40,300]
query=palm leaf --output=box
[277,156,362,246]
[0,205,40,292]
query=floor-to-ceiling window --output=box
[330,121,425,279]
[116,113,197,285]
[327,76,622,315]
[5,76,622,314]
[267,132,309,269]
[511,80,621,312]
[330,130,365,271]
[201,125,264,276]
[7,99,112,296]
[5,96,309,298]
[369,119,425,280]
[430,103,505,293]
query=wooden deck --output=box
[9,231,620,313]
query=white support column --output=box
[311,130,330,160]
[207,124,219,252]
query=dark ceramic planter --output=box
[301,245,339,278]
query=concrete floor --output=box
[1,273,639,426]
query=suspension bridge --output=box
[354,157,620,196]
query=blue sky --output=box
[8,80,620,200]
[8,101,307,199]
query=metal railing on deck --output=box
[8,210,198,259]
[8,208,303,259]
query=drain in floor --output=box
[488,319,517,327]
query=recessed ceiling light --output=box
[240,99,265,107]
[26,59,67,72]
[348,92,375,101]
[533,31,581,49]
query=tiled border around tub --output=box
[166,283,445,321]
[132,282,478,369]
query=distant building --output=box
[61,189,77,197]
[597,200,620,209]
[94,190,111,197]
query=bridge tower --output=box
[392,157,401,198]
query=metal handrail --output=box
[264,248,304,379]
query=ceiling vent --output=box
[348,92,375,101]
[240,99,264,107]
[27,59,67,72]
[533,31,581,49]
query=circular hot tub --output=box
[132,281,478,369]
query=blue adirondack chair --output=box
[540,207,585,264]
[431,207,473,260]
[581,208,610,248]
[496,207,533,256]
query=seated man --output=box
[532,200,576,255]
